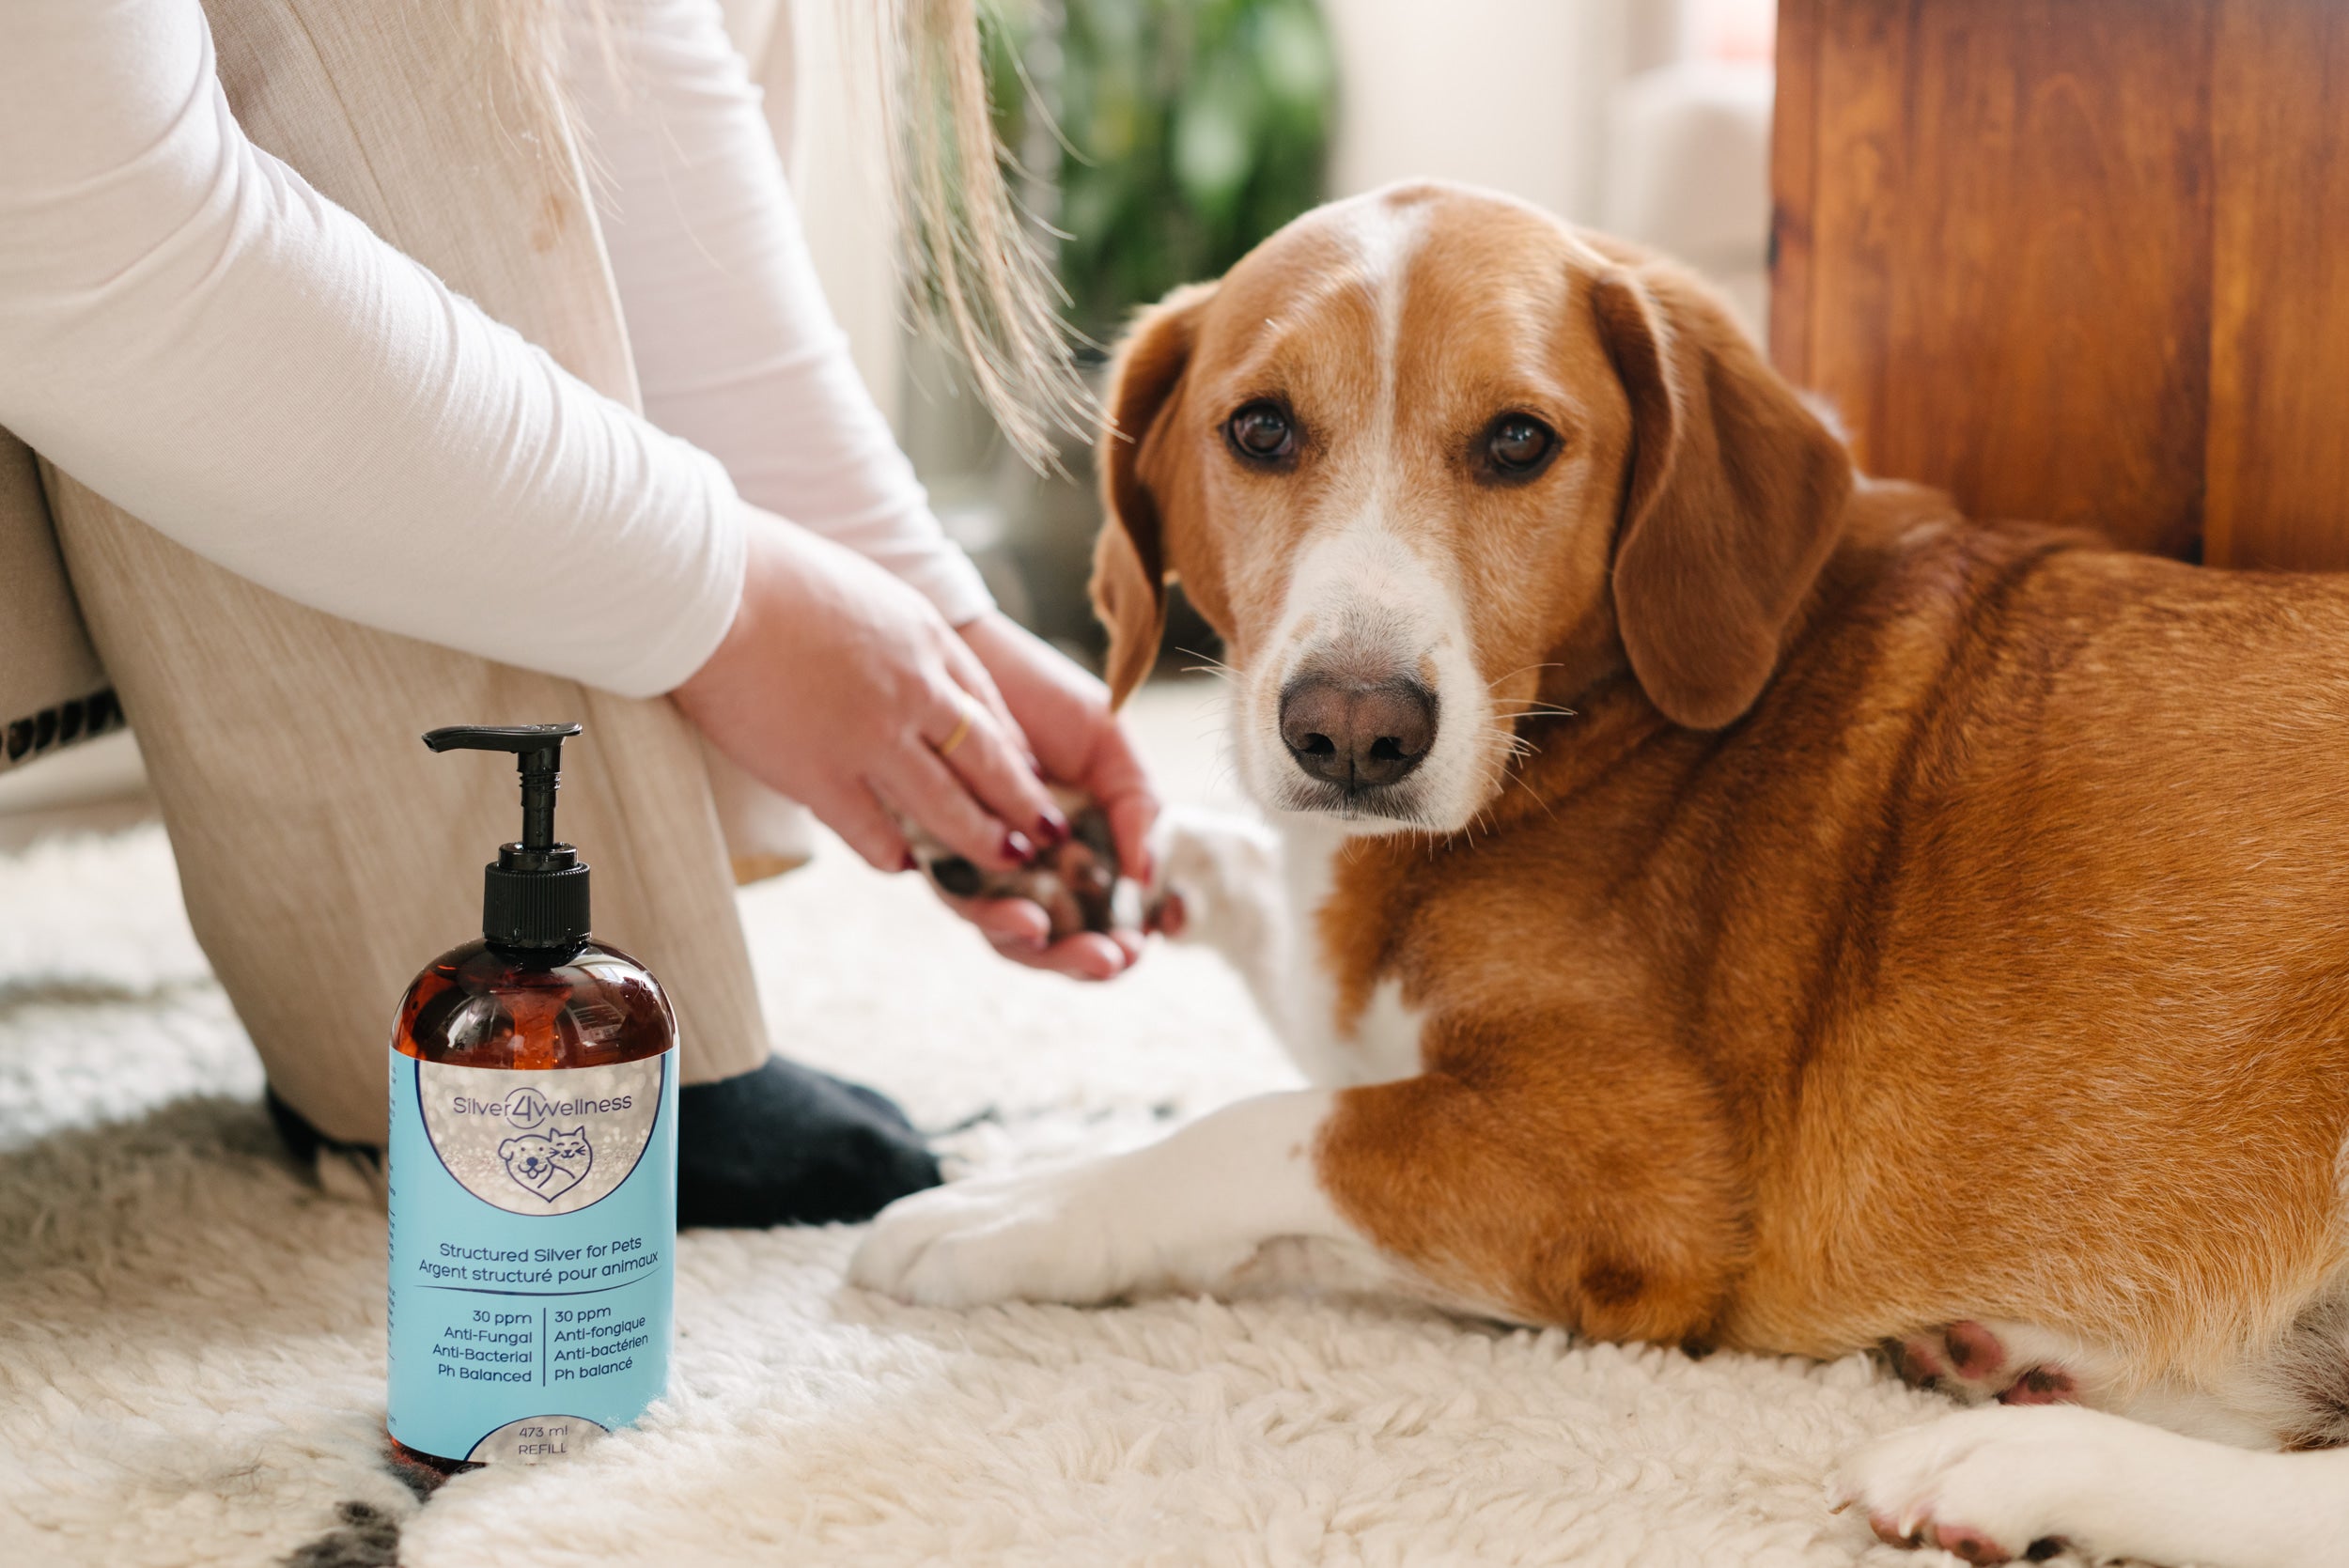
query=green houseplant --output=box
[988,0,1338,354]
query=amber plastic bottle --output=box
[386,724,677,1471]
[394,939,677,1079]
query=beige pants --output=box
[45,0,774,1142]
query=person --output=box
[0,0,1159,1224]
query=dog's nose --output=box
[1279,675,1437,788]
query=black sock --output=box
[265,1085,383,1178]
[676,1058,941,1228]
[264,1060,939,1228]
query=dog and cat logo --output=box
[417,1057,663,1216]
[496,1102,593,1203]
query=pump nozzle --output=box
[424,722,591,950]
[426,723,579,852]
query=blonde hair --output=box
[494,0,1088,469]
[861,0,1091,465]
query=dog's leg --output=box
[1155,813,1436,1089]
[848,1089,1396,1307]
[1307,1027,1750,1338]
[1834,1404,2349,1568]
[1150,806,1295,1028]
[856,1024,1747,1336]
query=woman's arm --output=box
[0,0,742,699]
[564,0,992,626]
[582,0,1159,975]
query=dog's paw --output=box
[1145,806,1280,948]
[907,787,1126,939]
[848,1163,1137,1308]
[1831,1405,2141,1563]
[1885,1320,2080,1406]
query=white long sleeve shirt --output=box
[0,0,989,700]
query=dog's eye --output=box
[1226,402,1297,464]
[1486,414,1556,475]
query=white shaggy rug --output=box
[0,685,1983,1568]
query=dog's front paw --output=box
[848,1164,1133,1308]
[1832,1405,2144,1563]
[1145,806,1280,948]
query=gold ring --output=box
[935,695,976,759]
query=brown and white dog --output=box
[851,182,2349,1567]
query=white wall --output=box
[1322,0,1771,338]
[1322,0,1684,223]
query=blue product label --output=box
[386,1048,676,1464]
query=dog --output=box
[852,182,2349,1567]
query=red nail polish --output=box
[1003,831,1034,864]
[1035,811,1068,846]
[900,850,918,873]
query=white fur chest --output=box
[1272,818,1425,1088]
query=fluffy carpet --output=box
[1,686,1985,1568]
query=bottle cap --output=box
[422,722,590,951]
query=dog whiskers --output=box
[1477,727,1538,763]
[1175,646,1238,682]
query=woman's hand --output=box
[948,611,1161,980]
[675,505,1065,879]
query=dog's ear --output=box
[1590,258,1851,730]
[498,1138,519,1159]
[1093,282,1217,707]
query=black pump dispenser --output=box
[423,722,591,951]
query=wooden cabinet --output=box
[1770,0,2349,567]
